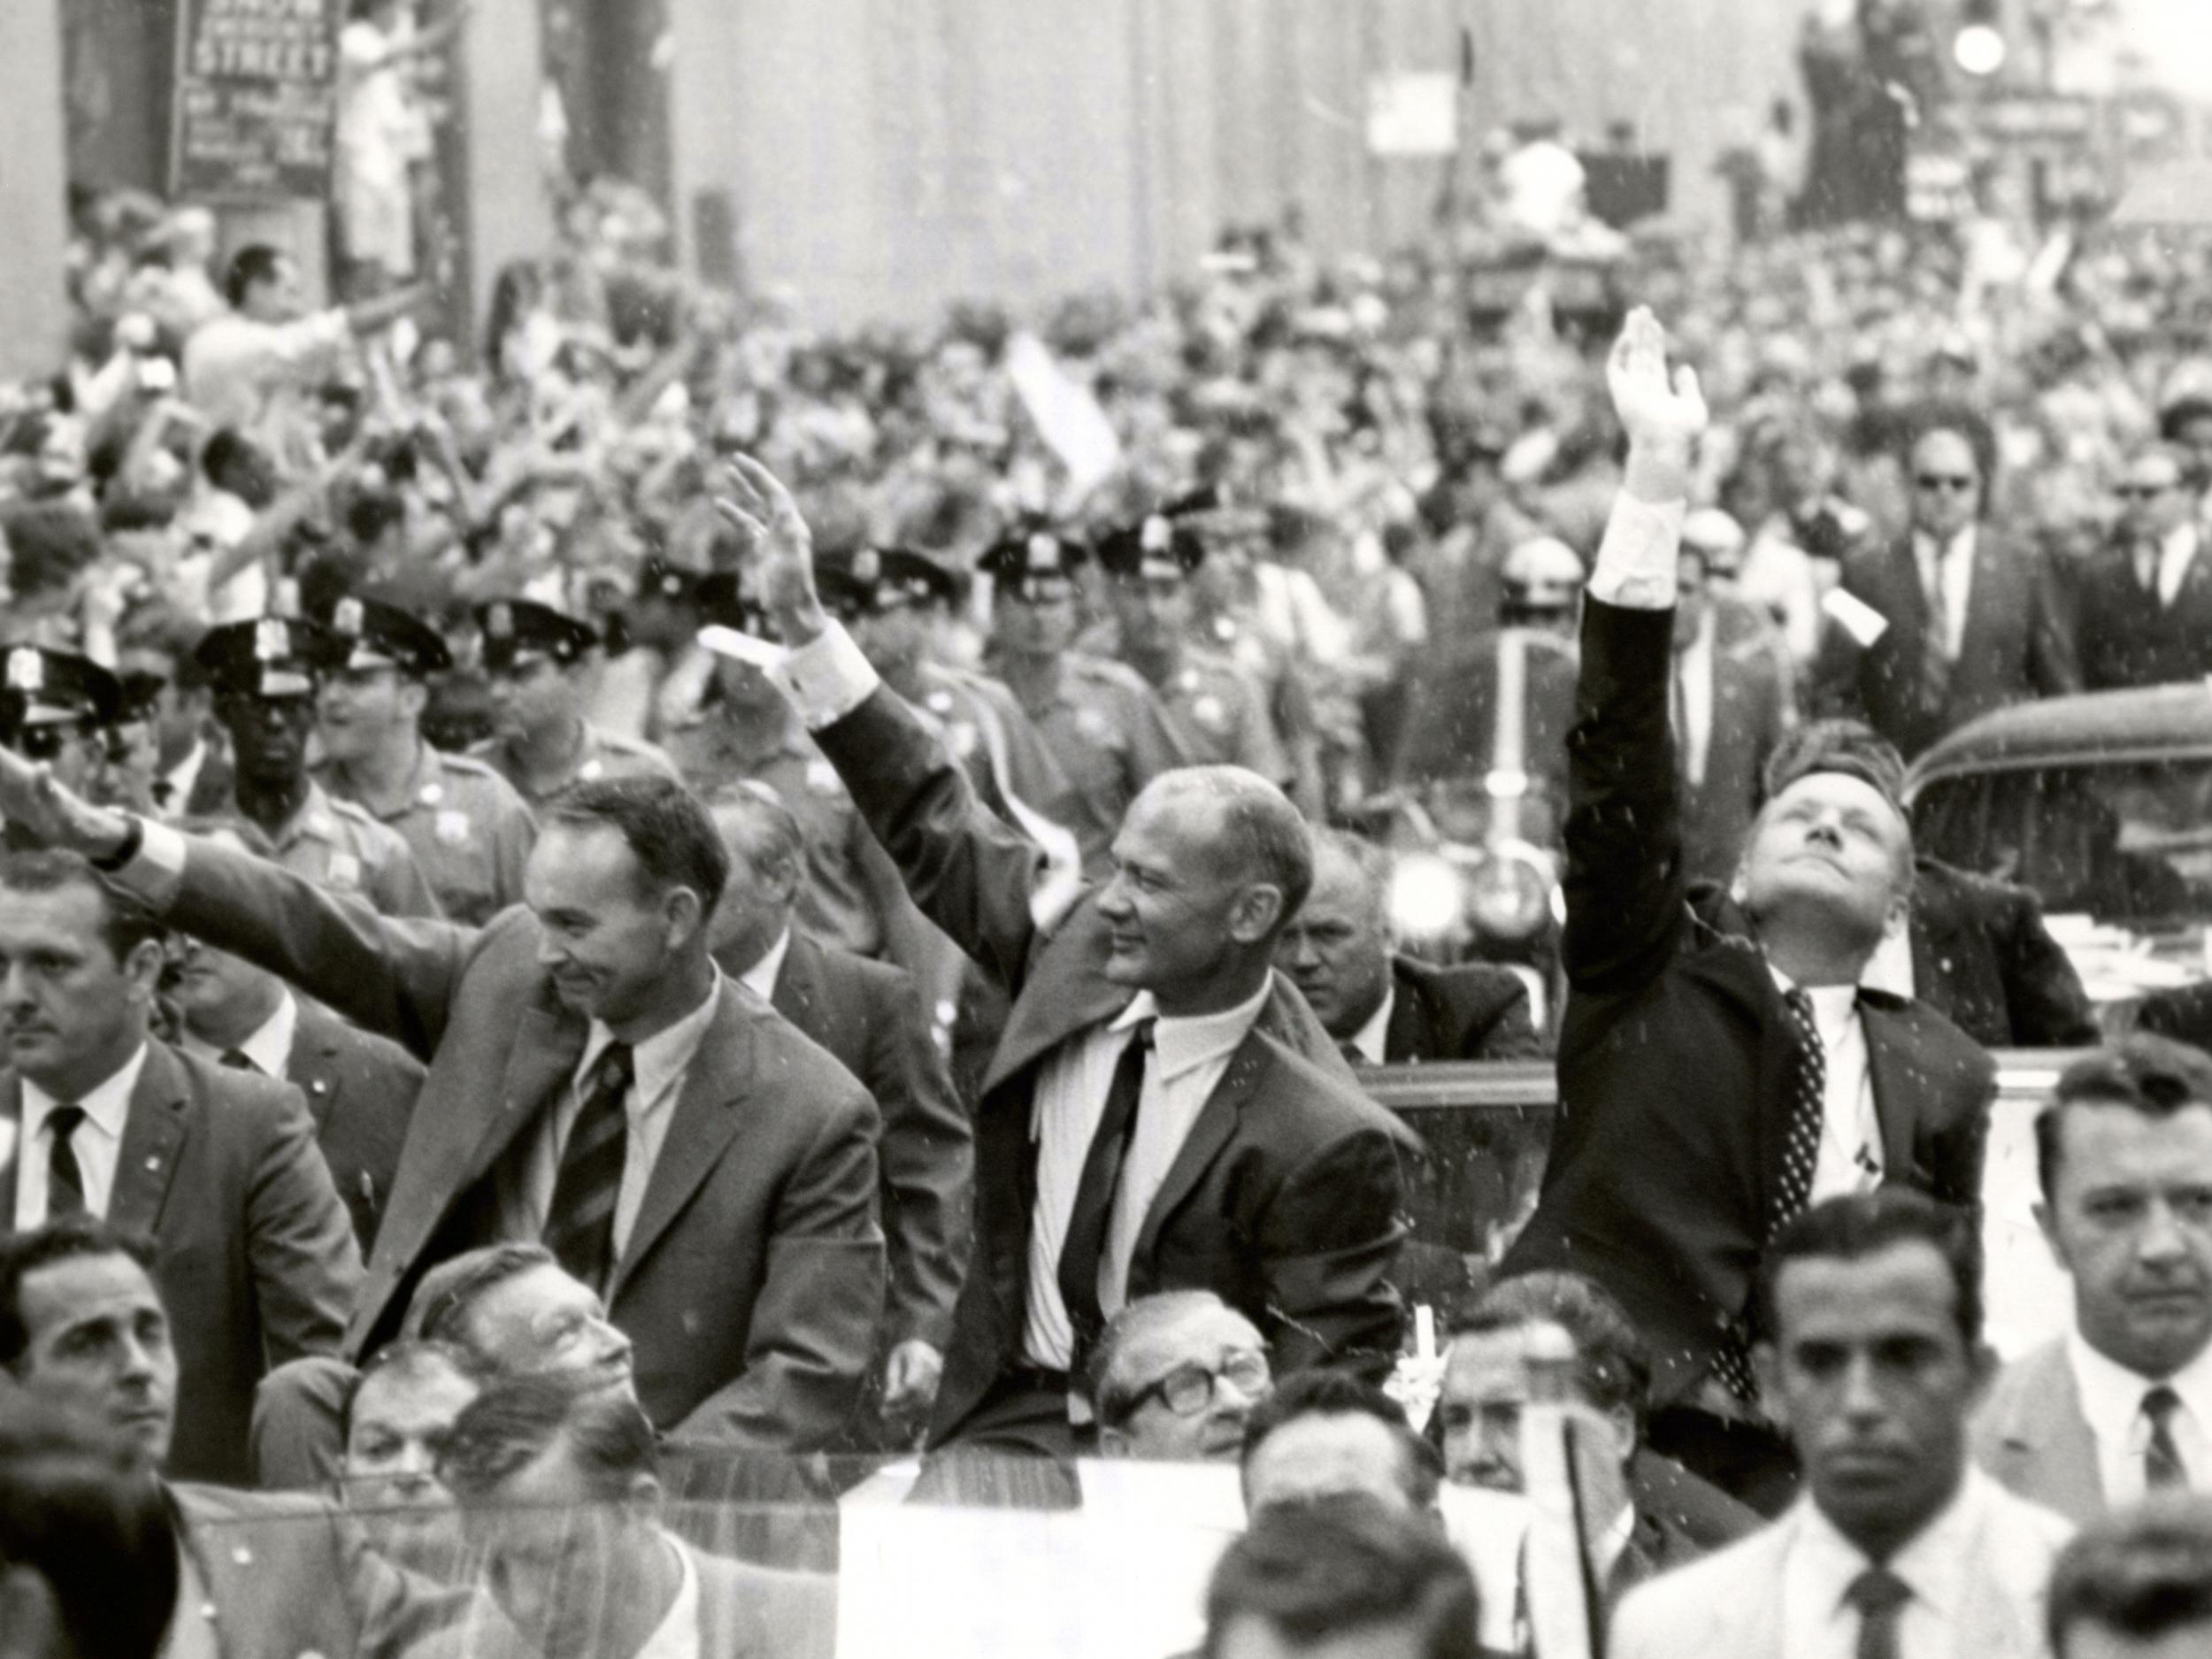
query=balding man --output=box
[720,457,1419,1457]
[1088,1290,1271,1462]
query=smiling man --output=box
[0,764,887,1454]
[1974,1037,2212,1521]
[717,454,1417,1456]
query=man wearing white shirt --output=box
[1615,1189,2074,1659]
[2078,443,2212,690]
[1975,1037,2212,1523]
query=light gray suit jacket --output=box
[1970,1336,2107,1525]
[1611,1473,2073,1659]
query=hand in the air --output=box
[0,745,131,858]
[712,455,826,642]
[1605,305,1708,457]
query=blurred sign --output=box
[1906,150,1976,220]
[1367,73,1460,157]
[1968,92,2097,150]
[170,0,342,202]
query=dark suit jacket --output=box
[810,684,1422,1439]
[752,931,974,1351]
[0,1042,360,1486]
[1812,527,2078,757]
[2075,533,2212,690]
[1384,955,1543,1063]
[288,996,426,1254]
[1508,597,1997,1405]
[157,840,887,1451]
[1677,634,1789,887]
[1909,859,2098,1048]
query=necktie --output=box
[1920,547,1953,710]
[1338,1041,1365,1068]
[2146,1385,2190,1491]
[1772,988,1825,1240]
[1057,1020,1156,1365]
[219,1048,255,1071]
[543,1043,634,1294]
[47,1105,88,1219]
[2139,540,2162,597]
[1845,1565,1911,1659]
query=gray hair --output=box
[1144,766,1314,925]
[1088,1290,1246,1428]
[704,779,805,886]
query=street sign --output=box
[170,0,342,203]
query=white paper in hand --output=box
[1822,585,1890,648]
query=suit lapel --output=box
[1128,1042,1258,1270]
[768,936,821,1025]
[110,1044,188,1239]
[464,1006,588,1188]
[1859,995,1921,1183]
[0,1080,19,1228]
[983,915,1130,1097]
[609,988,755,1301]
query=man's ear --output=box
[122,937,165,1004]
[1227,884,1286,947]
[662,886,704,949]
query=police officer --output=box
[195,615,442,918]
[309,593,537,925]
[472,598,678,808]
[0,645,119,802]
[979,524,1189,876]
[1094,512,1292,786]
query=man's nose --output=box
[1838,1354,1887,1425]
[2138,1199,2193,1266]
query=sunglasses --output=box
[1914,474,1978,494]
[10,723,89,763]
[2116,483,2177,500]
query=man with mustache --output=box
[1974,1036,2212,1520]
[1613,1189,2074,1659]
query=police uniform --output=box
[1094,514,1293,784]
[1,646,121,818]
[979,527,1191,872]
[195,617,443,919]
[308,594,539,926]
[469,598,678,809]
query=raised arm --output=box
[1560,309,1707,998]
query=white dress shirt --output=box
[1771,969,1885,1202]
[1021,977,1274,1372]
[634,1535,702,1659]
[1347,986,1397,1066]
[16,1043,150,1228]
[733,926,794,1004]
[160,738,210,818]
[1912,526,1977,663]
[2153,523,2201,609]
[180,988,299,1077]
[2067,1326,2212,1506]
[1673,607,1716,788]
[506,978,725,1259]
[1781,1469,1992,1659]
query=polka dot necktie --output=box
[1772,987,1825,1241]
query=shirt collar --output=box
[634,1533,700,1659]
[23,1042,150,1145]
[1349,984,1396,1066]
[1915,525,1977,567]
[738,928,794,1003]
[1768,963,1862,1026]
[2068,1324,2212,1443]
[234,990,299,1077]
[1794,1466,1989,1624]
[1110,972,1275,1083]
[579,977,724,1110]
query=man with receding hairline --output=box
[718,455,1418,1456]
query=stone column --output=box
[0,0,73,380]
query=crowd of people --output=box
[12,132,2212,1656]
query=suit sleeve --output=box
[243,1081,365,1367]
[864,965,974,1351]
[2028,546,2083,698]
[368,837,445,921]
[1995,885,2099,1047]
[1258,1126,1412,1375]
[670,1087,887,1450]
[811,686,1056,997]
[1562,596,1691,997]
[1471,977,1545,1060]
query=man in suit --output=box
[1764,721,2099,1048]
[166,811,426,1252]
[1671,533,1791,886]
[703,778,972,1437]
[1509,312,1995,1509]
[0,761,888,1454]
[1439,1271,1763,1612]
[718,454,1419,1456]
[2047,1498,2212,1659]
[1811,403,2078,757]
[2074,442,2212,690]
[0,847,360,1485]
[1613,1189,2076,1659]
[0,1217,443,1659]
[1973,1036,2212,1523]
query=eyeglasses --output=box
[1123,1349,1271,1419]
[1913,474,1978,493]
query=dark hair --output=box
[2048,1496,2212,1655]
[200,428,276,508]
[2159,396,2212,444]
[0,502,102,598]
[439,1372,657,1503]
[1202,1495,1479,1659]
[1760,718,1909,815]
[404,1242,560,1351]
[1240,1370,1442,1512]
[345,488,407,549]
[2035,1035,2212,1202]
[342,1339,483,1444]
[542,775,731,916]
[0,849,165,966]
[1900,401,1999,514]
[0,1217,159,1369]
[1755,1188,1983,1349]
[1148,766,1315,926]
[1455,1271,1652,1431]
[115,604,211,694]
[222,244,288,311]
[0,1397,180,1659]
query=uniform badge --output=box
[435,809,472,845]
[853,548,881,585]
[579,758,605,781]
[333,598,365,637]
[949,722,978,759]
[1076,709,1110,741]
[1026,534,1058,571]
[926,690,953,715]
[805,760,843,795]
[419,780,445,806]
[4,649,42,692]
[254,618,291,661]
[486,603,514,640]
[327,851,362,890]
[1192,695,1226,731]
[1141,516,1171,553]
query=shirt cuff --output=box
[780,620,881,731]
[114,818,188,912]
[1586,492,1688,611]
